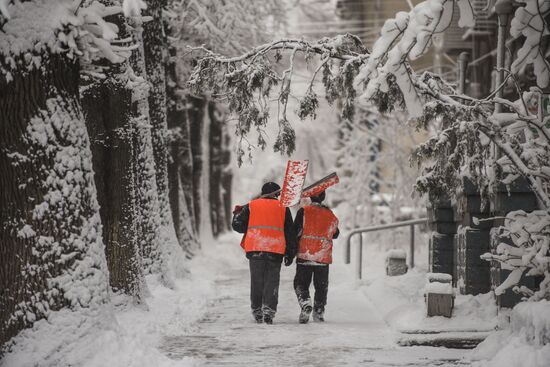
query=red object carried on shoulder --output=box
[302,172,340,198]
[279,160,309,207]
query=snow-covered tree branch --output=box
[190,0,550,298]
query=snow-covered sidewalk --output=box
[159,233,471,366]
[3,232,475,367]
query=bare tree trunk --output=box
[166,41,199,254]
[143,0,169,203]
[188,96,206,234]
[140,1,184,275]
[221,124,233,230]
[81,61,145,299]
[184,97,233,238]
[0,54,109,348]
[180,100,199,239]
[208,103,226,236]
[128,19,165,275]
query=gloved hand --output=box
[233,205,243,215]
[284,256,293,266]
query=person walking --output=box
[232,182,296,324]
[293,190,339,324]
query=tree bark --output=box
[208,103,225,236]
[143,0,169,200]
[81,54,145,299]
[140,1,184,273]
[143,0,176,231]
[188,96,206,234]
[0,54,109,348]
[221,124,233,231]
[166,41,199,254]
[127,18,165,275]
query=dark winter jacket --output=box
[232,198,296,263]
[294,203,339,265]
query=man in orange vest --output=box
[293,190,339,324]
[232,182,296,324]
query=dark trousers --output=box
[249,258,282,317]
[293,263,329,310]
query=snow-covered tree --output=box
[189,0,550,299]
[0,0,134,348]
[0,0,190,351]
[336,105,425,228]
[165,0,287,240]
[81,0,147,302]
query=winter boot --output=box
[313,306,325,322]
[299,304,313,324]
[263,306,275,325]
[252,309,263,324]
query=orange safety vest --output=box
[241,198,286,255]
[297,204,339,264]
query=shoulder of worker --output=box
[309,202,332,210]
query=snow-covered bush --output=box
[481,210,550,301]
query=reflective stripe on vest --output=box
[242,198,286,255]
[248,225,284,231]
[301,234,331,241]
[297,204,338,264]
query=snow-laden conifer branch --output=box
[188,0,480,163]
[188,34,369,164]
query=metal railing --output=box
[344,218,427,279]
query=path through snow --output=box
[160,233,471,366]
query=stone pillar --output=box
[453,178,492,295]
[427,196,456,280]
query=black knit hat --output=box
[261,182,281,196]
[311,190,326,203]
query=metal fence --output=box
[344,218,428,279]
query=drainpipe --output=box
[457,52,470,95]
[494,0,514,113]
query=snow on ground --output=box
[471,300,550,367]
[362,269,497,333]
[160,232,471,366]
[334,200,497,337]
[1,236,238,367]
[3,229,501,367]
